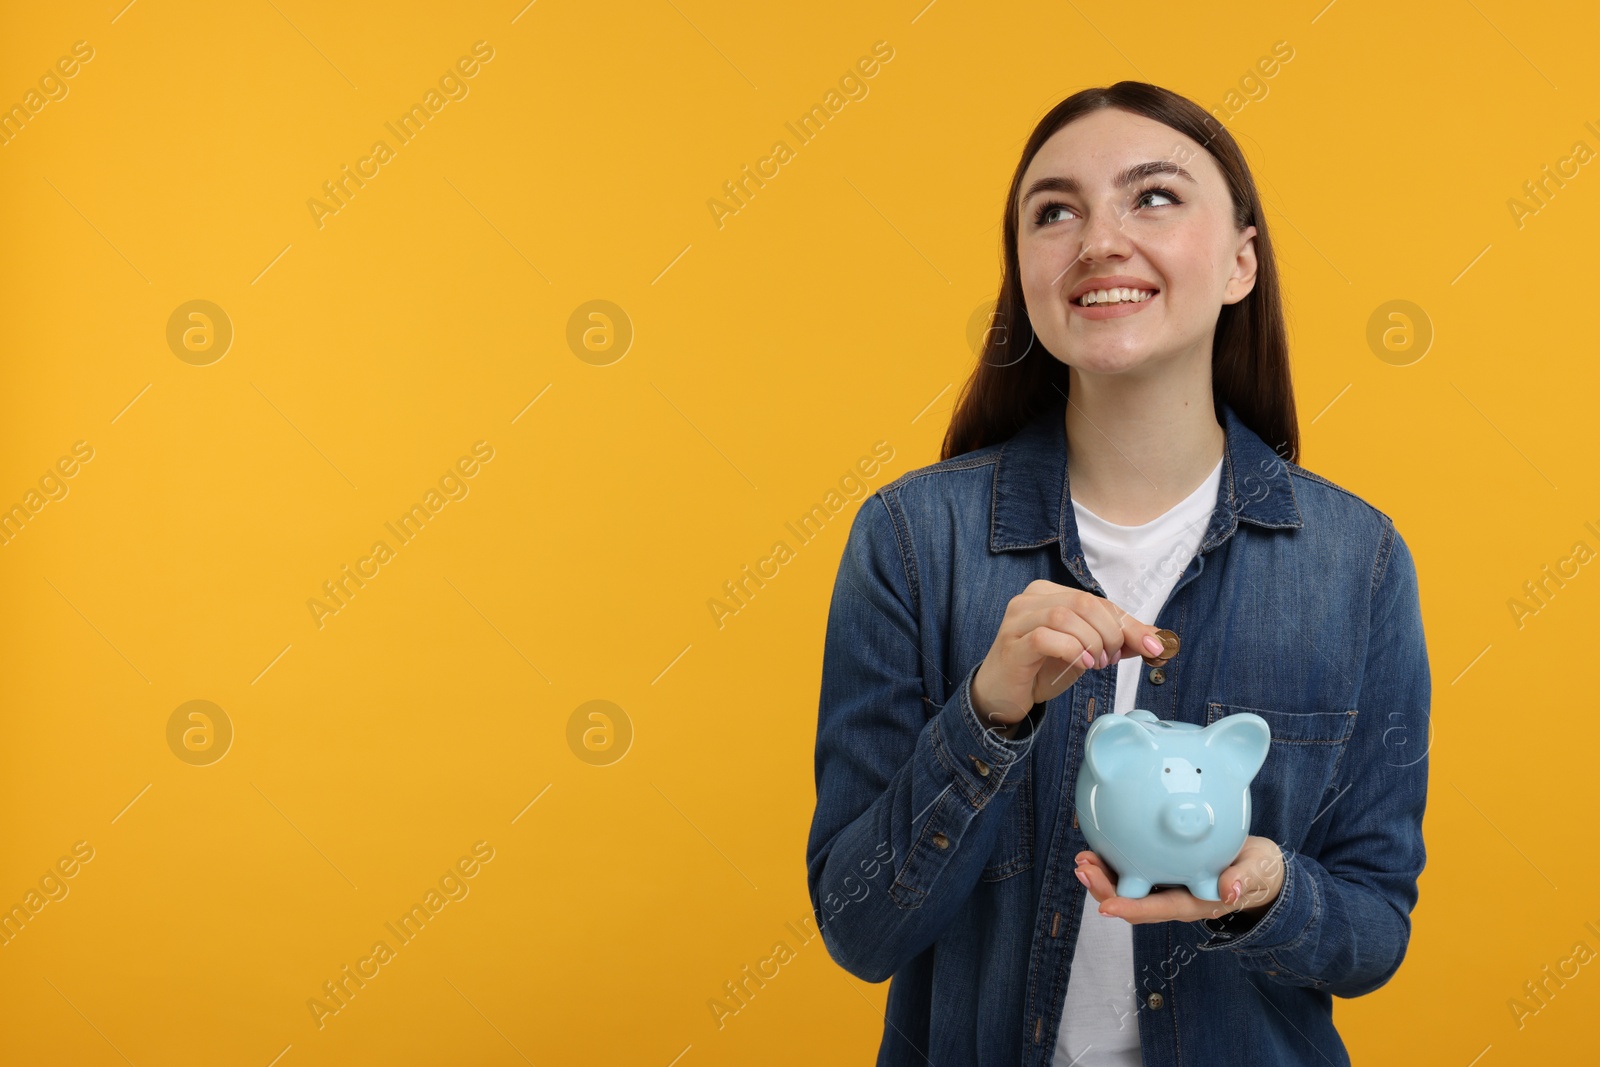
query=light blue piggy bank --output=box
[1074,708,1270,900]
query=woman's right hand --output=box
[970,580,1171,734]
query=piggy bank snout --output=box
[1159,800,1214,842]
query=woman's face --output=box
[1015,107,1258,375]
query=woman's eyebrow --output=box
[1021,160,1198,207]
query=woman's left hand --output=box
[1075,836,1286,923]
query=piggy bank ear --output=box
[1086,715,1158,780]
[1202,713,1271,780]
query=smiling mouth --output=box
[1073,287,1159,307]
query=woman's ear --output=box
[1223,224,1259,304]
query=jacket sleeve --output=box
[805,491,1042,984]
[1190,520,1430,998]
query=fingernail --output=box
[1143,634,1165,655]
[1075,869,1090,888]
[1109,649,1121,664]
[1080,650,1095,668]
[1096,650,1108,669]
[1230,880,1243,903]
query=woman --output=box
[804,81,1430,1067]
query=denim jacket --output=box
[805,394,1430,1066]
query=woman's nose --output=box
[1076,203,1134,262]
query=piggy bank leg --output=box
[1115,874,1153,899]
[1187,875,1221,901]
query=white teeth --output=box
[1077,287,1156,306]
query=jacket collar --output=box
[989,394,1302,571]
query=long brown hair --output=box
[941,81,1298,464]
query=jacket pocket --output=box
[1205,702,1358,850]
[978,762,1034,883]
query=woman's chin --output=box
[1064,348,1163,376]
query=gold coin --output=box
[1142,629,1179,666]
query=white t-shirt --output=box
[1050,455,1223,1067]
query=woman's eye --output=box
[1137,185,1182,209]
[1033,201,1071,225]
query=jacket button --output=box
[1086,696,1096,720]
[970,755,991,777]
[1149,667,1166,685]
[933,832,950,849]
[1146,992,1164,1010]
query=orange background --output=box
[1,0,1597,1063]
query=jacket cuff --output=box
[886,663,1040,908]
[936,661,1039,808]
[1194,844,1316,955]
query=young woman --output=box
[805,81,1430,1067]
